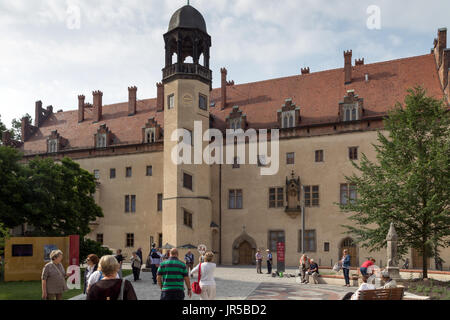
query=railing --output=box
[163,63,212,81]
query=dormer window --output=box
[145,128,156,144]
[48,139,58,153]
[226,106,247,130]
[340,90,364,122]
[278,99,300,129]
[230,118,241,130]
[96,133,107,148]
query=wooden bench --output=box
[359,287,405,300]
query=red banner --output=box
[277,242,285,262]
[69,235,80,266]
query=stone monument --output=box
[386,222,401,280]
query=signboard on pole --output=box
[276,242,285,273]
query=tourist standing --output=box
[341,249,351,287]
[255,250,263,274]
[41,250,68,300]
[131,251,142,282]
[184,250,195,278]
[149,248,162,285]
[305,258,320,284]
[136,248,143,267]
[87,255,137,300]
[115,249,124,279]
[190,251,217,300]
[87,258,120,293]
[266,249,273,274]
[360,258,375,276]
[84,254,99,294]
[157,249,192,300]
[299,254,311,283]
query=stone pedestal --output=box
[386,223,402,281]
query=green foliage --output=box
[0,150,103,238]
[23,157,103,237]
[10,114,32,141]
[340,87,450,278]
[80,238,112,263]
[0,223,9,256]
[416,285,424,293]
[0,147,28,228]
[0,115,7,143]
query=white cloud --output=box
[0,0,448,126]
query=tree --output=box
[80,238,112,263]
[340,87,450,279]
[10,113,32,141]
[24,157,103,237]
[0,115,7,143]
[0,146,28,228]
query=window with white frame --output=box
[48,139,58,153]
[96,133,107,148]
[282,111,295,128]
[145,128,156,144]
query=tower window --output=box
[199,94,207,111]
[126,167,132,178]
[315,150,324,162]
[110,168,116,179]
[157,194,163,212]
[183,210,193,228]
[183,172,193,191]
[168,94,175,110]
[146,166,153,176]
[349,147,358,160]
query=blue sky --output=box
[0,0,449,126]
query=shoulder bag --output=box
[191,263,202,295]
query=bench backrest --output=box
[359,288,404,300]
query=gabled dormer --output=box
[47,130,68,154]
[142,118,162,144]
[277,98,301,129]
[226,106,247,130]
[339,90,364,122]
[94,124,112,149]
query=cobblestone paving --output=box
[71,266,354,300]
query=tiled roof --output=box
[22,53,445,154]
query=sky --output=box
[0,0,449,127]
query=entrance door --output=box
[238,241,253,265]
[340,238,358,267]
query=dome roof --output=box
[168,5,207,33]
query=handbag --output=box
[191,263,202,295]
[333,262,342,272]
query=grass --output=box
[0,269,132,300]
[406,278,450,300]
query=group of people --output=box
[41,245,217,301]
[299,254,320,284]
[255,249,273,274]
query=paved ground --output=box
[71,266,355,300]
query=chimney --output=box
[21,117,30,142]
[78,95,85,123]
[93,91,103,123]
[355,58,364,66]
[156,82,164,112]
[344,50,352,84]
[441,49,450,92]
[128,86,137,116]
[221,68,227,109]
[34,101,43,127]
[301,67,310,75]
[434,28,447,68]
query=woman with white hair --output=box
[87,255,137,300]
[41,250,68,300]
[190,251,216,300]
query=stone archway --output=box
[232,232,257,265]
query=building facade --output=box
[4,5,450,269]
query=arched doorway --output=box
[232,232,257,265]
[339,237,358,267]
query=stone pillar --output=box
[386,222,401,280]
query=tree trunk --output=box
[422,244,428,279]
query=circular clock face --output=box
[183,94,194,107]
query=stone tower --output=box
[161,4,213,252]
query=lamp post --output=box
[301,185,305,254]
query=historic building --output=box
[4,5,449,269]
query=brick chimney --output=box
[221,68,227,109]
[93,91,103,123]
[156,82,164,112]
[301,67,310,75]
[128,86,137,116]
[344,50,352,84]
[78,95,85,123]
[34,101,43,127]
[355,58,364,66]
[434,28,447,68]
[21,117,30,142]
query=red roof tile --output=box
[22,53,445,154]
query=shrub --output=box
[80,238,112,263]
[416,286,424,293]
